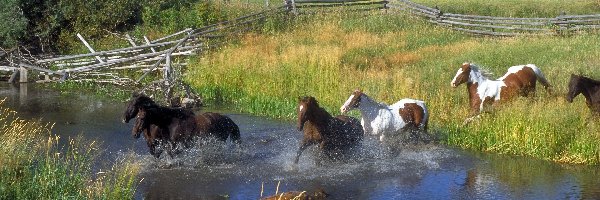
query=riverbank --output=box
[0,100,140,199]
[185,11,600,165]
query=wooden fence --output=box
[391,0,600,36]
[1,0,387,104]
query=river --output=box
[1,83,599,199]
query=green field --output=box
[185,6,600,165]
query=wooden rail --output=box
[391,0,600,36]
[2,0,387,104]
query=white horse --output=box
[340,89,429,142]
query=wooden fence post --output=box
[290,0,298,15]
[19,66,28,83]
[8,68,19,83]
[556,11,569,35]
[19,82,27,105]
[144,36,157,53]
[125,34,137,47]
[434,6,443,24]
[77,33,105,63]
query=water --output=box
[2,83,599,200]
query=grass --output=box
[45,81,135,101]
[185,9,600,165]
[412,0,600,17]
[0,100,140,199]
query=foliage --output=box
[0,0,254,53]
[0,101,140,199]
[185,11,600,165]
[0,0,28,48]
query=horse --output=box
[340,89,429,142]
[132,113,168,158]
[195,112,241,143]
[450,62,552,117]
[123,94,241,158]
[295,96,364,164]
[567,74,600,114]
[123,95,198,157]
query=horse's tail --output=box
[528,64,552,92]
[418,100,429,131]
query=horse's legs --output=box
[148,141,158,158]
[294,141,313,164]
[166,140,176,159]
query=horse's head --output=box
[297,96,317,131]
[131,109,147,139]
[340,89,363,114]
[122,93,156,123]
[567,74,583,103]
[451,62,473,88]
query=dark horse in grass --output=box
[567,74,600,114]
[123,94,240,158]
[294,96,364,164]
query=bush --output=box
[0,0,28,48]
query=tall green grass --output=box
[185,10,600,164]
[0,100,140,199]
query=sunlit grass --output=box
[0,100,140,199]
[186,10,600,165]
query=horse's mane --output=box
[578,75,600,85]
[468,63,494,79]
[134,94,160,108]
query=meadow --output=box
[0,101,140,199]
[185,6,600,164]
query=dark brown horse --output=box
[567,74,600,113]
[124,94,240,158]
[195,112,241,143]
[132,116,167,157]
[295,96,364,164]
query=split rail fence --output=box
[392,0,600,36]
[3,0,598,102]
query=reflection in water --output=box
[1,83,599,199]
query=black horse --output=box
[567,74,600,114]
[123,94,240,158]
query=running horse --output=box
[295,96,364,164]
[450,63,552,119]
[340,89,429,142]
[566,74,600,114]
[123,94,240,158]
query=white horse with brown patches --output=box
[450,62,552,122]
[340,89,429,142]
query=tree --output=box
[0,0,28,48]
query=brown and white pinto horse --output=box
[340,89,429,142]
[567,74,600,114]
[295,96,364,164]
[451,62,551,117]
